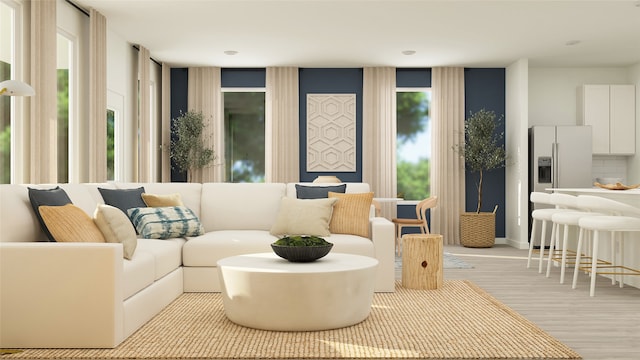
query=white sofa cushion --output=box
[136,238,184,280]
[183,230,278,266]
[323,233,376,257]
[122,250,155,300]
[59,183,112,216]
[183,230,376,267]
[116,183,203,218]
[0,185,52,243]
[200,183,286,231]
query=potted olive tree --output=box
[457,109,506,247]
[170,111,215,182]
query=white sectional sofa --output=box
[0,182,395,349]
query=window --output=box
[57,32,74,183]
[107,90,124,181]
[1,1,14,183]
[222,90,265,182]
[396,89,431,200]
[107,109,115,180]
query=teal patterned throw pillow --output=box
[127,206,204,239]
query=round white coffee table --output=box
[217,252,378,331]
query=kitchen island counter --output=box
[548,188,640,206]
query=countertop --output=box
[547,187,640,207]
[548,188,640,195]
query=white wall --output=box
[627,63,640,184]
[528,67,629,126]
[505,58,529,249]
[529,66,638,184]
[106,28,162,182]
[106,27,137,181]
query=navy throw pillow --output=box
[295,184,347,199]
[98,187,147,216]
[28,186,73,242]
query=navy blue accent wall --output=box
[170,68,189,182]
[464,68,506,237]
[298,68,363,182]
[221,68,265,87]
[169,67,506,238]
[396,68,431,87]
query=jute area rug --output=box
[4,280,580,360]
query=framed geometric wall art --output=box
[306,94,356,172]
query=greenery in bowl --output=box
[273,235,330,246]
[271,236,333,262]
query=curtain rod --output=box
[66,0,89,17]
[65,1,163,67]
[132,45,163,67]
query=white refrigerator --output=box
[528,125,593,244]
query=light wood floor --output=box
[398,245,639,360]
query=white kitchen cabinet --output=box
[577,84,636,155]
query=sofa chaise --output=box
[0,182,394,349]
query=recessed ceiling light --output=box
[224,50,238,55]
[565,40,581,46]
[402,50,416,56]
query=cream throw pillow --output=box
[141,193,184,207]
[270,197,338,237]
[38,204,106,243]
[94,204,138,260]
[328,192,374,238]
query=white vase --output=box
[313,176,341,183]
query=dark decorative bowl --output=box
[270,243,333,262]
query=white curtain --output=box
[88,8,107,182]
[188,67,223,183]
[431,67,465,245]
[161,63,171,182]
[362,67,396,219]
[28,0,57,183]
[137,46,151,182]
[265,67,299,183]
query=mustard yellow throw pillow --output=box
[328,192,374,238]
[142,193,184,207]
[38,204,106,243]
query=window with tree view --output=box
[1,1,14,184]
[0,59,10,184]
[107,109,115,180]
[397,90,431,200]
[223,91,265,183]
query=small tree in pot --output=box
[457,109,506,247]
[170,111,215,182]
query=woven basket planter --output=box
[460,212,495,248]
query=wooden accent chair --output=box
[391,196,438,256]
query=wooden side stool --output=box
[401,234,443,290]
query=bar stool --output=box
[547,197,602,284]
[527,192,575,273]
[572,195,640,296]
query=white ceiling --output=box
[74,0,640,68]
